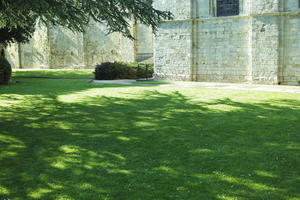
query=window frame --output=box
[209,0,243,17]
[216,0,240,17]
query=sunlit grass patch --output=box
[136,80,172,85]
[13,69,94,79]
[0,185,10,195]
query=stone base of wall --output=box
[154,73,192,81]
[196,75,249,83]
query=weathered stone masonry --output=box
[154,0,300,85]
[5,22,153,69]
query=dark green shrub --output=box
[136,63,154,79]
[94,62,153,80]
[0,56,12,84]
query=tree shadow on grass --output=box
[0,78,145,97]
[0,85,299,200]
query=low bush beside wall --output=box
[94,62,153,80]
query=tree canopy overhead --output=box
[0,0,171,46]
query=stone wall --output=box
[48,27,84,69]
[134,24,154,63]
[196,17,250,82]
[153,0,193,81]
[153,0,192,20]
[251,16,280,84]
[154,21,193,81]
[5,44,19,69]
[5,22,152,69]
[82,22,135,68]
[279,15,300,85]
[154,0,300,85]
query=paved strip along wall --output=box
[154,0,300,85]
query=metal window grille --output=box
[217,0,239,17]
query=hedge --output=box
[94,62,153,80]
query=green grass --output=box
[13,69,94,79]
[0,78,299,200]
[136,80,172,85]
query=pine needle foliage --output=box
[0,0,171,46]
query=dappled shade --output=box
[0,79,300,200]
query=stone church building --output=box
[5,0,300,85]
[154,0,300,85]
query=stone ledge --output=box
[159,11,300,24]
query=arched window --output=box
[217,0,239,17]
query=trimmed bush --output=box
[0,56,12,84]
[94,62,153,80]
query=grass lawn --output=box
[0,77,299,200]
[13,69,94,79]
